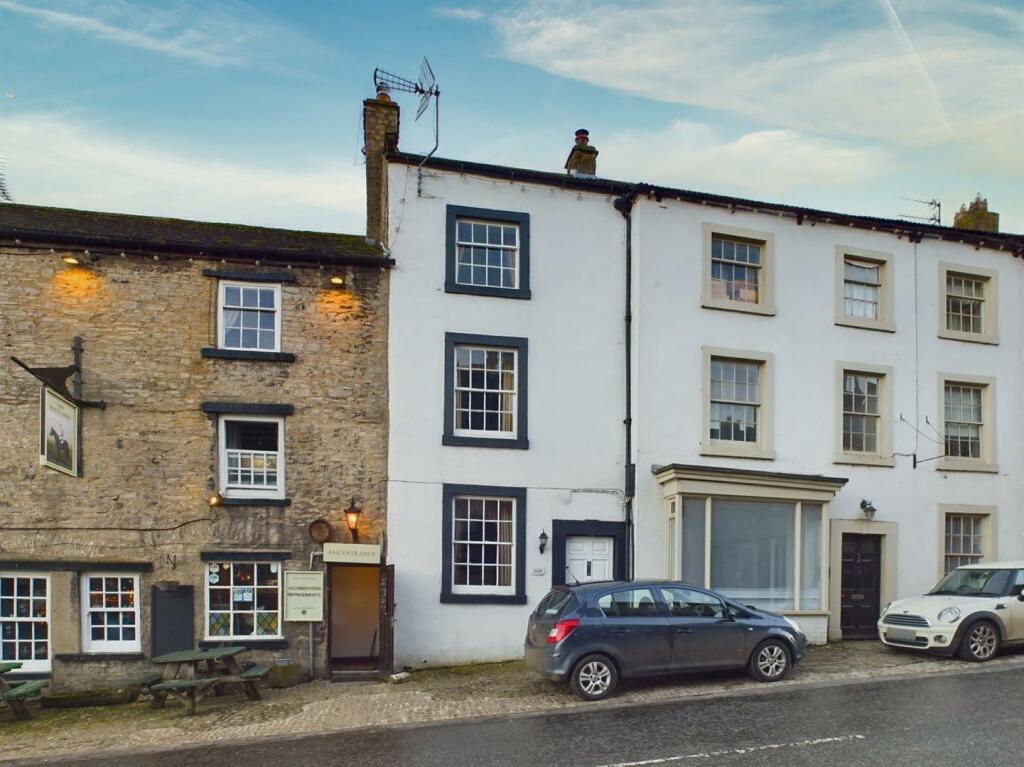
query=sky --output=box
[0,0,1021,234]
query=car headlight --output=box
[937,607,962,624]
[880,602,892,616]
[783,616,802,634]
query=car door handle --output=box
[674,628,693,634]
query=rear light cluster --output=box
[547,619,579,644]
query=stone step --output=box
[330,670,379,683]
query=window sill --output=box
[4,671,50,680]
[834,318,895,333]
[937,330,998,346]
[833,453,896,468]
[700,442,776,461]
[219,497,292,507]
[444,282,532,300]
[201,348,296,362]
[199,639,288,650]
[55,653,145,662]
[442,435,529,450]
[936,459,998,474]
[440,592,528,605]
[700,298,776,317]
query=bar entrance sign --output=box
[323,543,381,564]
[283,571,324,622]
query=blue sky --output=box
[0,0,1021,234]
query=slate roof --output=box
[391,152,1024,258]
[0,203,389,266]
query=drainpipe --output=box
[309,550,323,680]
[612,184,646,581]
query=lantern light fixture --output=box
[330,275,345,286]
[344,498,362,542]
[61,255,81,265]
[538,529,549,554]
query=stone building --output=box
[0,205,391,689]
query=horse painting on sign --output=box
[41,388,77,475]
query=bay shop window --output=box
[657,465,847,614]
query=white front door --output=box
[566,536,614,584]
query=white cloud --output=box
[598,121,888,198]
[435,6,486,21]
[485,0,1022,175]
[0,113,365,233]
[0,0,279,66]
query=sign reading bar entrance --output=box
[283,571,324,622]
[323,543,381,564]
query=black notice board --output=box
[151,585,194,657]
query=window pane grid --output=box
[843,259,881,319]
[711,237,761,303]
[225,450,279,488]
[454,345,517,436]
[944,384,982,459]
[0,576,48,669]
[222,285,278,351]
[207,561,280,639]
[455,219,519,290]
[842,373,880,453]
[85,576,137,645]
[944,515,984,573]
[452,497,515,590]
[710,358,759,443]
[945,275,984,334]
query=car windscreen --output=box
[928,568,1012,597]
[534,589,575,617]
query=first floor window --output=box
[82,574,140,653]
[454,345,517,436]
[218,281,281,352]
[451,495,515,594]
[945,515,984,573]
[944,383,982,459]
[455,219,519,290]
[843,372,880,453]
[206,561,282,639]
[0,574,49,672]
[219,416,284,498]
[945,274,985,335]
[710,357,760,443]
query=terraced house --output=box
[0,206,391,689]
[367,87,1024,666]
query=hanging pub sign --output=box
[40,387,79,476]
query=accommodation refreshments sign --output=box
[323,543,381,564]
[283,571,324,622]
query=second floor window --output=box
[945,274,985,335]
[456,220,519,291]
[454,345,517,436]
[218,282,281,352]
[710,358,760,443]
[944,383,983,459]
[710,236,761,304]
[843,259,880,320]
[219,416,284,498]
[842,373,880,453]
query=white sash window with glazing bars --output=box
[453,346,517,437]
[945,275,985,335]
[218,416,285,498]
[81,574,140,653]
[944,384,983,459]
[710,236,761,304]
[944,515,984,573]
[455,219,519,290]
[843,373,880,453]
[0,573,50,673]
[843,259,880,320]
[218,282,281,352]
[451,496,515,595]
[709,358,760,443]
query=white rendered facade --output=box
[385,155,1023,665]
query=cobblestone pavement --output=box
[3,642,1023,764]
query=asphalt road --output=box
[27,666,1024,767]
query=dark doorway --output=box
[151,584,194,657]
[841,534,882,639]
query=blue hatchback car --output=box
[524,580,807,700]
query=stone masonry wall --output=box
[0,249,389,689]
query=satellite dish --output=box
[373,57,441,165]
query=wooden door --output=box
[840,534,882,639]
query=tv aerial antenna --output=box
[0,156,13,203]
[898,196,941,225]
[373,58,440,168]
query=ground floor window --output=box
[944,514,984,573]
[0,573,50,672]
[205,561,282,639]
[81,574,140,653]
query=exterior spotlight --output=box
[344,498,362,543]
[208,493,222,507]
[330,275,345,286]
[539,530,549,554]
[860,499,876,520]
[62,255,81,265]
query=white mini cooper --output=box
[878,561,1024,662]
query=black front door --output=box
[841,534,882,639]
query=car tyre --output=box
[748,639,791,683]
[569,654,618,701]
[958,620,1000,662]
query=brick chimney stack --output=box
[953,194,999,233]
[565,129,598,177]
[363,86,400,246]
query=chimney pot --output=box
[953,193,999,233]
[565,128,598,177]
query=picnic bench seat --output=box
[150,677,221,715]
[1,679,49,721]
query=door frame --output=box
[552,520,627,588]
[828,519,896,641]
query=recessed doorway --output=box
[329,564,380,670]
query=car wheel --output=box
[569,654,618,701]
[748,639,791,683]
[958,620,1000,662]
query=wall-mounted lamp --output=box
[344,498,362,543]
[208,493,223,507]
[330,275,345,286]
[538,529,549,554]
[61,255,82,265]
[860,499,876,520]
[60,252,97,266]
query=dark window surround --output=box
[202,268,297,283]
[551,520,628,588]
[54,653,146,662]
[442,333,528,450]
[201,402,294,416]
[441,483,527,605]
[445,205,531,299]
[201,348,296,363]
[200,551,291,562]
[199,639,288,650]
[218,497,291,508]
[0,561,153,572]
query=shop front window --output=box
[206,561,282,640]
[0,574,50,672]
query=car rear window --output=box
[535,589,575,617]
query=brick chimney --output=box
[565,129,598,177]
[363,86,400,246]
[953,194,999,233]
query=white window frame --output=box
[452,345,519,441]
[204,561,284,641]
[701,222,775,316]
[80,573,141,653]
[834,362,894,467]
[937,374,997,473]
[0,572,51,673]
[937,263,998,345]
[834,246,894,332]
[938,505,996,578]
[701,346,774,460]
[218,415,286,499]
[454,218,520,291]
[450,495,518,597]
[217,281,282,353]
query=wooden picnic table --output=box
[148,647,269,715]
[1,661,49,721]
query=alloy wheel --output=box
[968,623,998,660]
[578,661,612,696]
[757,644,788,678]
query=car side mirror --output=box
[1017,592,1024,602]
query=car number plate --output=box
[887,627,917,642]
